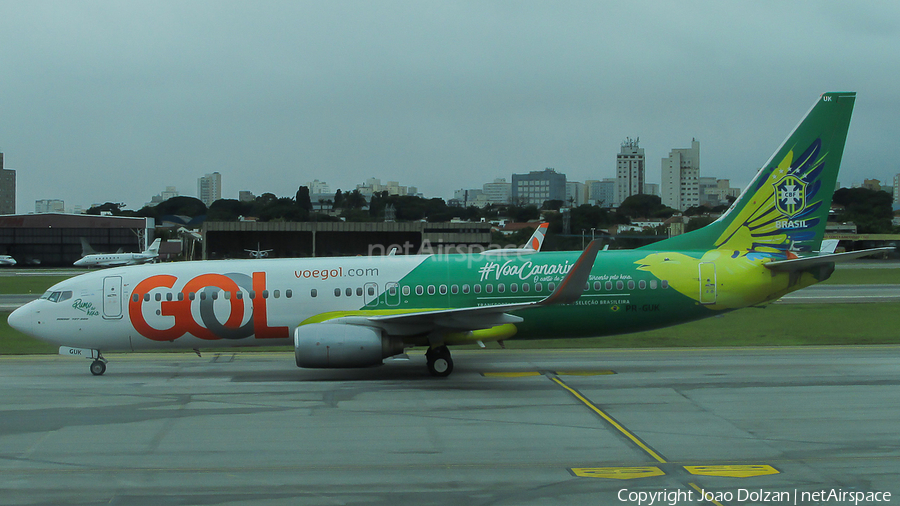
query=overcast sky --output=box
[2,1,899,213]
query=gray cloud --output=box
[2,0,898,212]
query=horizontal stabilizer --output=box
[764,247,893,272]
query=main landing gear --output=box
[89,354,108,376]
[425,346,453,377]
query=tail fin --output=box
[645,92,855,254]
[145,238,161,255]
[523,222,549,251]
[79,238,97,256]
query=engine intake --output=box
[294,323,405,368]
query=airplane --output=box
[73,238,162,268]
[245,244,274,259]
[0,255,16,266]
[10,92,891,377]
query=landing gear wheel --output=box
[426,346,453,377]
[90,360,107,376]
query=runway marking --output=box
[549,376,667,464]
[482,370,615,377]
[689,483,725,506]
[570,466,663,479]
[684,465,778,478]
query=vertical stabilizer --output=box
[645,92,855,254]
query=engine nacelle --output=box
[294,323,405,368]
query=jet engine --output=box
[294,323,405,368]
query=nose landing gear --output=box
[89,356,108,376]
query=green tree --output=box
[296,186,312,213]
[831,188,893,233]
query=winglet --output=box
[541,240,601,305]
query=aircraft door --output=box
[385,282,400,306]
[699,262,716,305]
[364,282,379,307]
[103,275,123,319]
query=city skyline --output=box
[3,2,899,213]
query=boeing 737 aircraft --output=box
[0,255,16,266]
[10,93,889,377]
[74,239,162,268]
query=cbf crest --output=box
[774,174,807,218]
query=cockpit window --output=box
[40,290,71,303]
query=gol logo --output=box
[128,272,289,341]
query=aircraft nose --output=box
[8,303,34,336]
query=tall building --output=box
[661,139,700,211]
[565,181,588,207]
[589,179,616,208]
[35,199,65,213]
[511,168,566,206]
[197,172,222,207]
[0,153,15,215]
[616,138,644,206]
[482,178,511,205]
[893,174,900,204]
[307,179,330,194]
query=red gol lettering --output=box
[128,272,289,342]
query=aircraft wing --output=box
[328,240,602,334]
[764,247,894,272]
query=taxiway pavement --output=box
[1,347,898,505]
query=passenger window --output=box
[368,286,376,296]
[462,284,470,294]
[177,292,184,301]
[661,280,669,289]
[263,290,269,299]
[199,292,206,301]
[605,281,613,291]
[548,282,556,292]
[627,281,635,290]
[356,287,363,296]
[334,288,341,297]
[510,283,518,293]
[155,293,162,302]
[273,290,280,298]
[311,289,317,297]
[650,280,658,289]
[594,281,601,291]
[427,285,436,295]
[224,291,231,300]
[639,280,646,290]
[474,284,481,294]
[485,284,493,294]
[236,291,243,300]
[286,289,293,298]
[522,283,530,293]
[188,292,195,301]
[402,286,411,296]
[535,282,542,292]
[497,284,505,293]
[451,285,459,295]
[210,291,218,301]
[439,285,447,295]
[416,285,424,296]
[616,281,624,290]
[132,293,140,302]
[345,288,352,297]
